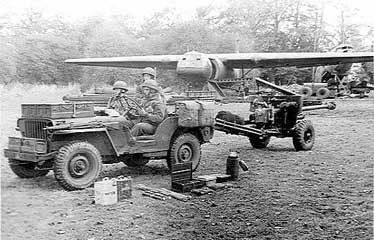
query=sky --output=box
[1,0,226,24]
[1,0,373,45]
[1,0,374,25]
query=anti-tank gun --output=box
[215,77,336,151]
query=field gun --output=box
[214,77,336,151]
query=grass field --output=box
[1,84,373,239]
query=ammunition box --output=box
[171,162,192,182]
[171,179,205,193]
[171,162,199,193]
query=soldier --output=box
[107,81,133,116]
[135,67,165,103]
[135,67,157,99]
[130,79,167,136]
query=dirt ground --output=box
[1,95,373,240]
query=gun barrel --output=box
[302,102,336,111]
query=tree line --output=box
[1,0,372,90]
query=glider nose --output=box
[176,51,213,80]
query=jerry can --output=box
[94,177,118,205]
[116,176,132,201]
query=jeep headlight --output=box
[35,141,47,153]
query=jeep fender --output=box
[50,128,119,157]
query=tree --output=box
[0,0,371,88]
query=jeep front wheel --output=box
[54,141,102,191]
[9,160,49,178]
[168,133,201,171]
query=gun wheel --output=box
[168,133,201,171]
[249,135,271,148]
[54,141,102,191]
[9,160,49,178]
[292,119,315,151]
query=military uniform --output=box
[135,84,165,103]
[123,79,166,136]
[130,95,166,136]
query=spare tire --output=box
[299,87,312,99]
[316,87,330,99]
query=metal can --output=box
[116,176,132,201]
[226,151,240,180]
[94,177,118,205]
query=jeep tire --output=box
[54,141,102,191]
[168,133,201,171]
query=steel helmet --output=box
[141,79,160,92]
[142,67,156,78]
[112,81,128,90]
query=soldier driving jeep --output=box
[120,79,167,136]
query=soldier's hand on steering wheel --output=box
[124,107,140,119]
[120,96,143,120]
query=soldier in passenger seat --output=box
[105,81,138,118]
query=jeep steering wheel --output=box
[123,96,143,119]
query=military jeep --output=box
[4,101,215,190]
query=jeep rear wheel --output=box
[54,141,102,191]
[9,160,49,178]
[292,120,315,151]
[168,133,201,171]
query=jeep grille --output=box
[19,119,51,139]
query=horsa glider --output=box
[65,50,373,87]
